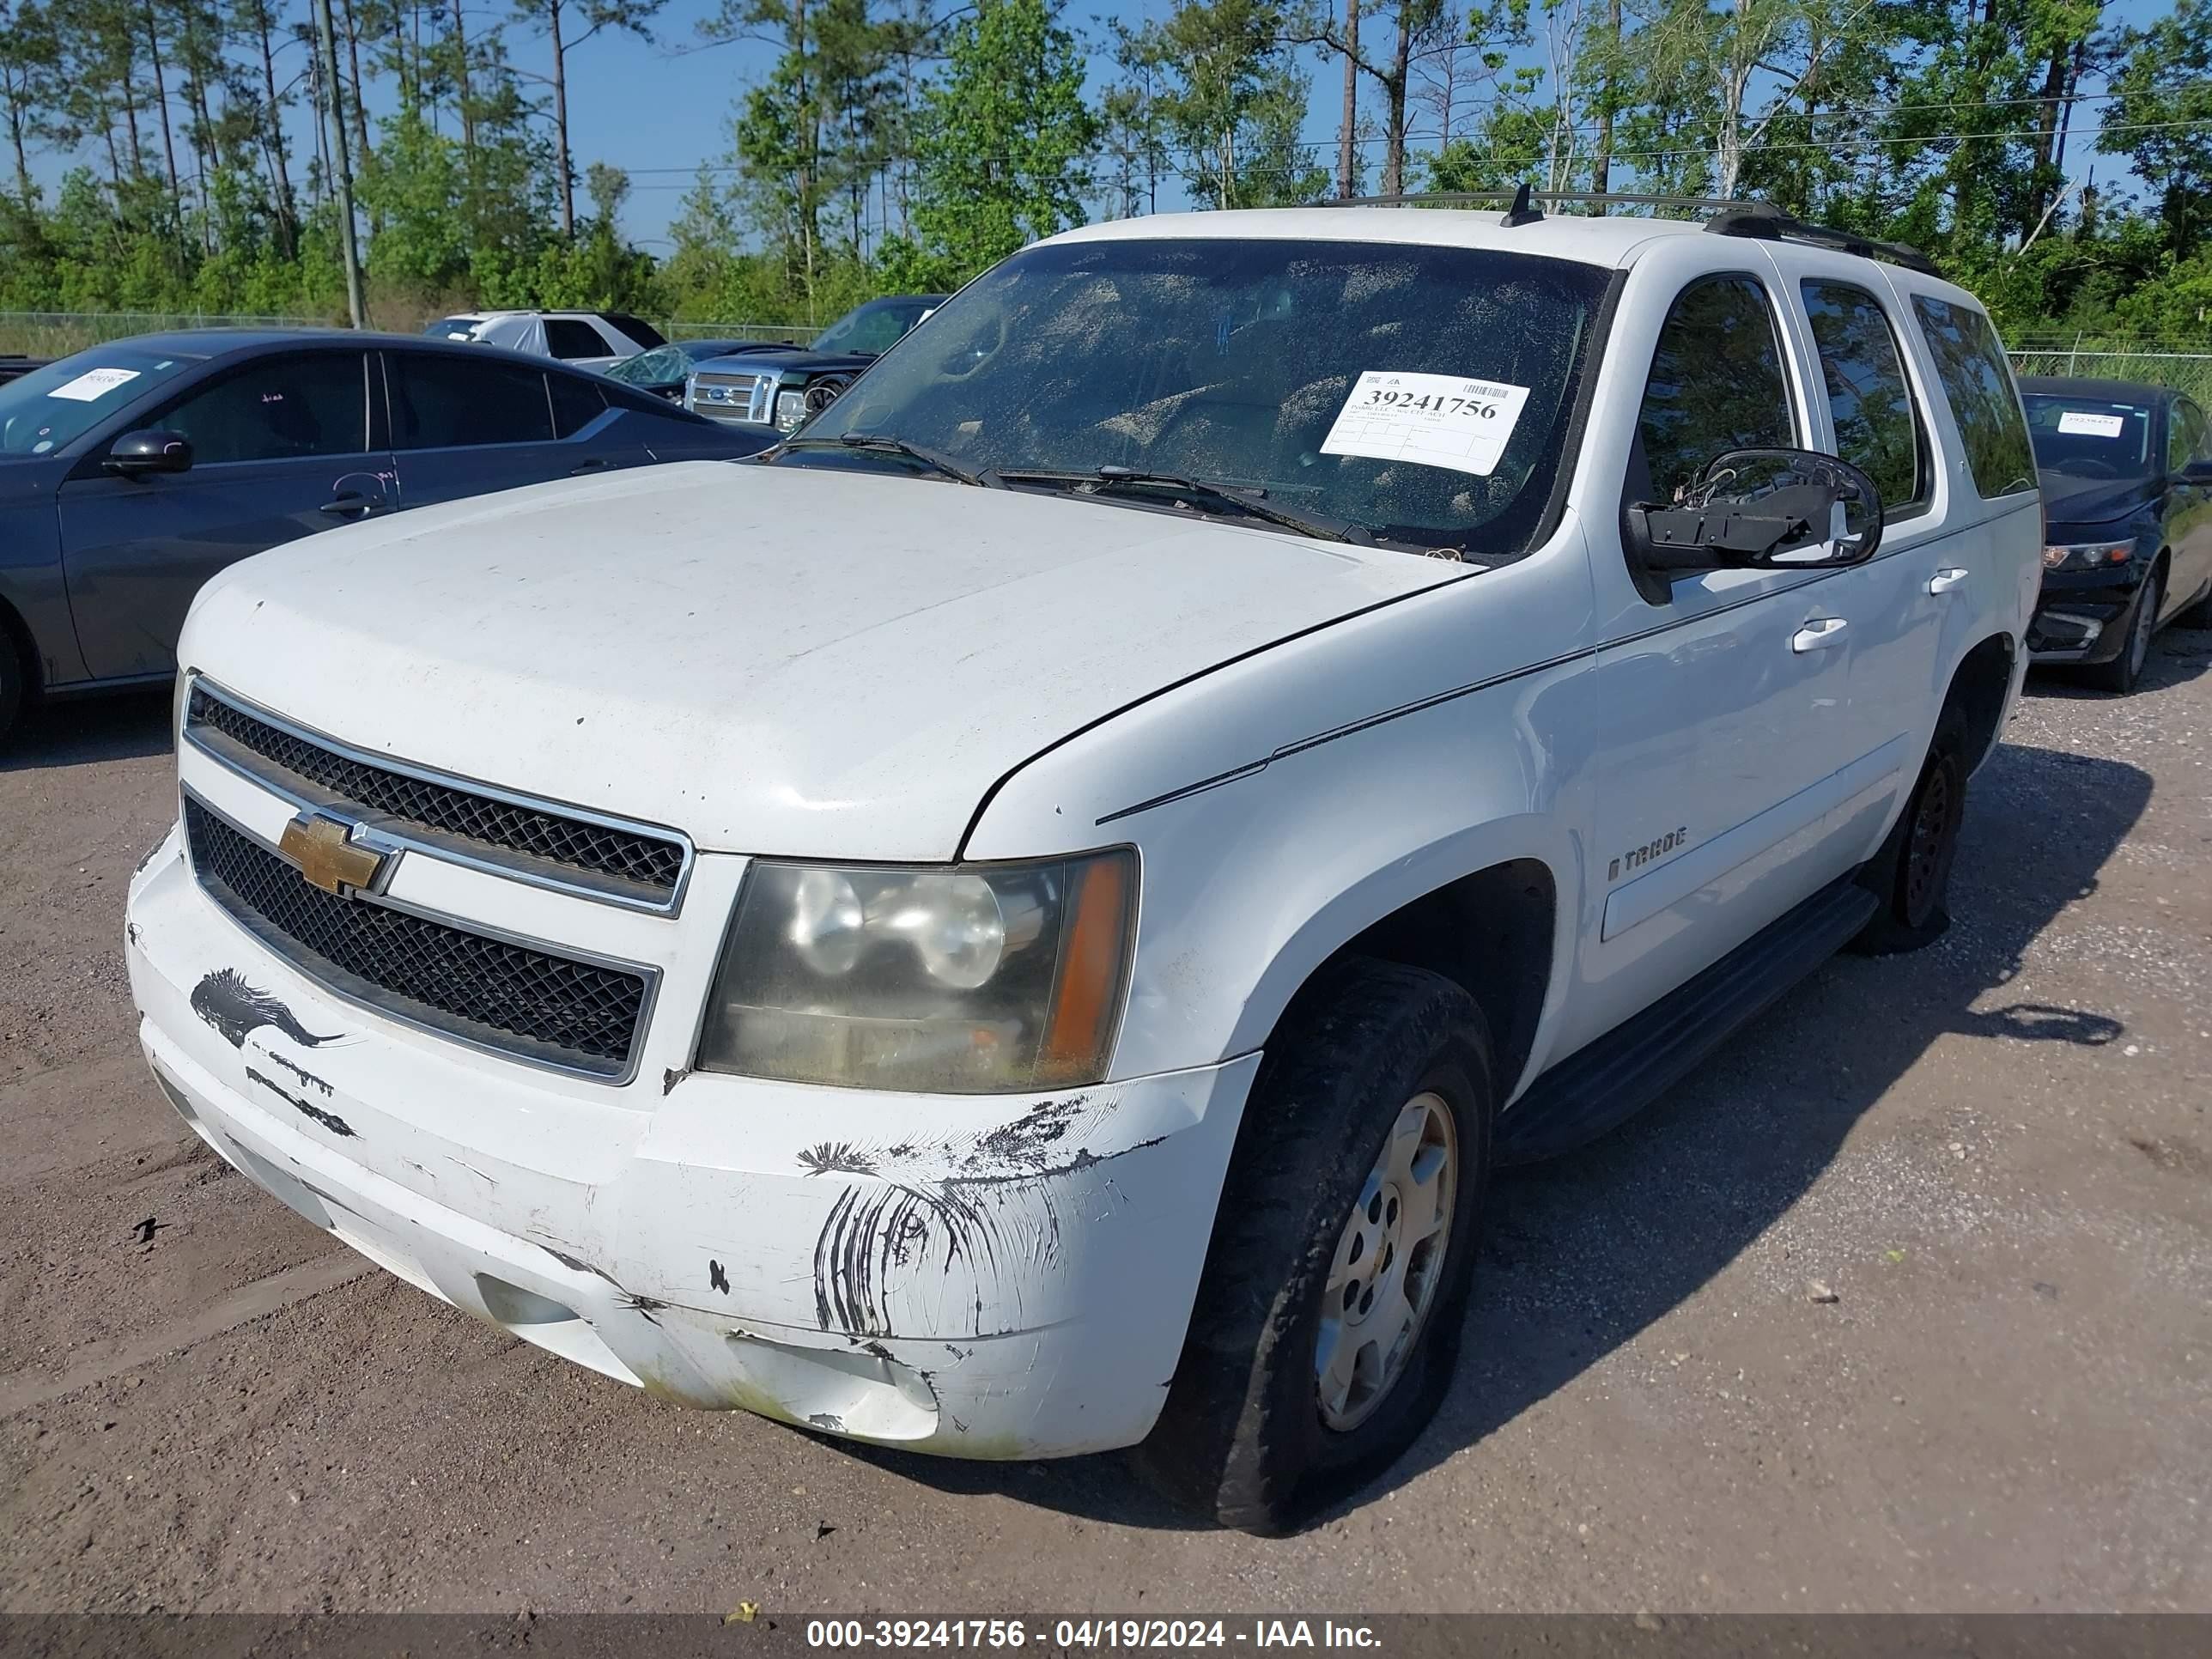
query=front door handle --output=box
[568,457,618,477]
[1791,617,1849,653]
[1928,567,1971,595]
[319,491,388,518]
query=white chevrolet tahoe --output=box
[126,202,2041,1533]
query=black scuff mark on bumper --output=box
[258,1050,334,1097]
[192,969,340,1050]
[807,1413,843,1431]
[126,921,142,949]
[246,1066,357,1139]
[538,1243,623,1289]
[807,1094,1166,1340]
[617,1291,667,1326]
[708,1259,730,1294]
[661,1065,690,1096]
[798,1140,878,1177]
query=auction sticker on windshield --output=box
[1321,370,1529,477]
[48,367,143,403]
[2056,410,2126,439]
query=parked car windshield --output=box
[811,297,939,355]
[422,317,485,341]
[2021,392,2157,478]
[0,346,198,456]
[795,239,1609,554]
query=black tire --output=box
[1850,703,1967,956]
[1136,957,1493,1534]
[0,623,26,748]
[2174,580,2212,630]
[2085,568,2161,695]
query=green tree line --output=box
[0,0,2209,341]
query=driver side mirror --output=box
[1630,448,1883,574]
[105,428,193,477]
[2178,457,2212,487]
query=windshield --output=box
[423,317,483,341]
[2022,393,2156,478]
[0,347,198,456]
[796,239,1608,554]
[811,299,936,355]
[606,344,684,386]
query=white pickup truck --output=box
[126,202,2040,1533]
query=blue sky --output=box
[544,0,2178,242]
[25,0,2178,246]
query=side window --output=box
[388,353,556,449]
[159,353,368,465]
[1801,280,1927,518]
[1635,276,1796,505]
[544,319,608,361]
[605,313,666,349]
[2167,399,2206,472]
[549,372,607,438]
[1911,295,2035,499]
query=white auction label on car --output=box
[1321,371,1530,477]
[2057,410,2126,438]
[48,367,142,402]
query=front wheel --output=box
[1137,957,1492,1534]
[2086,568,2161,695]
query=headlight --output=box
[775,388,810,431]
[697,849,1136,1092]
[2043,540,2133,570]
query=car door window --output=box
[157,353,368,465]
[2167,399,2207,471]
[1801,280,1927,519]
[1634,276,1797,506]
[388,353,555,449]
[549,372,608,438]
[1911,295,2035,499]
[544,319,608,361]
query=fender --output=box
[962,531,1603,1085]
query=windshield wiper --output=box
[775,431,996,488]
[994,465,1376,546]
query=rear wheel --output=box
[2086,568,2161,695]
[1137,957,1492,1534]
[1851,705,1966,956]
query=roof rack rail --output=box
[1703,201,1941,276]
[1325,188,1746,212]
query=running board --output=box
[1494,875,1880,1164]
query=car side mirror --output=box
[1630,448,1883,574]
[105,428,193,477]
[2178,458,2212,486]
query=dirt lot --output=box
[2,637,2209,1616]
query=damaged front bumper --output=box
[126,823,1257,1460]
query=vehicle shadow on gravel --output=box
[845,724,2153,1532]
[0,688,171,773]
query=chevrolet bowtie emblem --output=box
[277,812,387,896]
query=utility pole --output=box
[313,0,368,328]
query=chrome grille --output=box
[185,684,689,909]
[691,370,765,422]
[185,798,650,1078]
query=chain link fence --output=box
[2007,346,2212,404]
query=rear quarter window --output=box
[1911,295,2035,500]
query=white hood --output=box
[183,460,1461,858]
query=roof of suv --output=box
[1049,205,1948,285]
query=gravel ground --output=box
[1,633,2208,1615]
